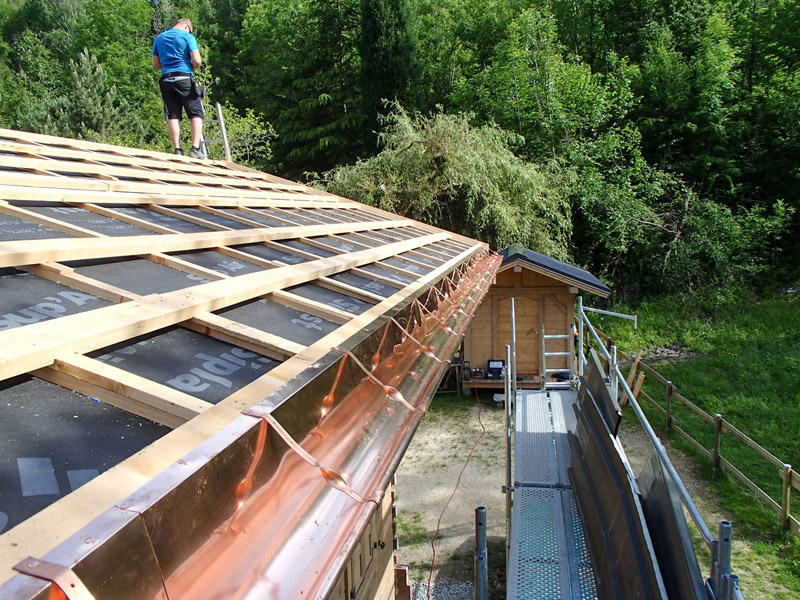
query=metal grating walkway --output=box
[507,390,598,600]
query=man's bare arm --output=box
[152,55,162,70]
[190,50,201,70]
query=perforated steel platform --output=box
[507,390,598,600]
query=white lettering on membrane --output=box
[0,291,99,331]
[166,347,272,393]
[291,313,324,331]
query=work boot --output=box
[188,146,206,159]
[174,148,184,155]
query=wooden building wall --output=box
[463,266,576,384]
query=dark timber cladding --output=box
[0,128,495,598]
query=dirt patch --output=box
[395,394,794,599]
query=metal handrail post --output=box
[475,506,488,600]
[582,306,638,328]
[580,310,611,362]
[504,343,512,571]
[215,102,232,161]
[511,298,517,401]
[614,364,715,545]
[577,297,585,376]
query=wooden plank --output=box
[75,203,180,234]
[316,278,384,305]
[0,129,307,188]
[0,183,354,208]
[721,420,786,469]
[145,253,228,281]
[672,424,712,460]
[719,457,781,513]
[34,354,211,427]
[626,350,642,387]
[149,205,232,231]
[673,391,714,424]
[632,372,646,398]
[793,469,800,493]
[0,233,449,379]
[20,263,139,304]
[268,290,354,325]
[0,240,485,581]
[0,201,100,238]
[0,152,315,192]
[186,314,305,361]
[0,219,414,267]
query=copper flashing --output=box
[1,249,500,599]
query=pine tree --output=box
[359,0,419,151]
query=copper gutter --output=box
[0,251,501,600]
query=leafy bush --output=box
[314,104,572,257]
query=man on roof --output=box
[152,18,206,158]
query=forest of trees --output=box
[0,0,797,299]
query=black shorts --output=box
[159,76,205,120]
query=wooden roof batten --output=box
[0,129,497,598]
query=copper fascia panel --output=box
[0,251,501,600]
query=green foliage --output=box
[315,104,572,257]
[360,0,419,150]
[239,0,364,176]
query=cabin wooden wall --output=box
[330,481,397,600]
[463,266,575,382]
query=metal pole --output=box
[715,521,732,592]
[504,344,512,567]
[540,323,546,389]
[581,306,638,328]
[475,506,488,600]
[215,102,232,161]
[610,345,617,405]
[577,296,584,377]
[511,298,517,402]
[615,366,715,545]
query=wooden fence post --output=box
[782,464,793,531]
[665,381,674,430]
[712,414,723,471]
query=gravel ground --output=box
[411,580,474,600]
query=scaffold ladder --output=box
[540,324,574,389]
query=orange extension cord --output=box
[427,388,487,599]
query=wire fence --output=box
[592,328,798,539]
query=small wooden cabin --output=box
[463,244,610,389]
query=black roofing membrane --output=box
[0,376,168,533]
[0,212,64,241]
[277,239,335,258]
[218,208,285,228]
[218,298,338,345]
[286,283,373,315]
[169,207,250,229]
[328,271,399,296]
[90,327,280,405]
[112,206,211,233]
[0,271,111,331]
[170,249,266,277]
[233,243,307,265]
[23,205,153,237]
[71,257,207,295]
[358,264,413,284]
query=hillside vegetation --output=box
[0,0,797,298]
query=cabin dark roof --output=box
[499,244,611,297]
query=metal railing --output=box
[598,329,799,539]
[578,300,747,600]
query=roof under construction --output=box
[0,128,499,598]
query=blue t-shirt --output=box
[152,28,198,74]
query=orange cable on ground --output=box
[426,388,487,599]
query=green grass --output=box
[589,288,800,592]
